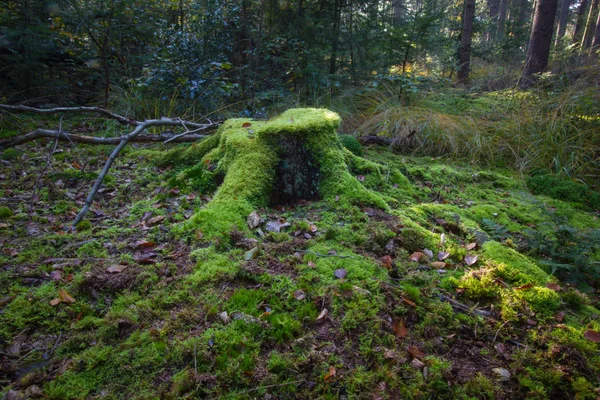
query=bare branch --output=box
[0,104,136,126]
[0,129,210,149]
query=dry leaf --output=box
[466,243,477,251]
[50,298,61,306]
[293,289,306,300]
[324,365,336,382]
[308,261,316,268]
[409,252,423,262]
[440,233,445,245]
[242,122,252,128]
[423,248,433,259]
[357,175,365,182]
[58,289,75,304]
[316,308,328,323]
[393,318,408,338]
[430,261,446,269]
[334,268,347,279]
[515,283,534,291]
[546,282,561,291]
[555,311,565,322]
[381,255,393,269]
[309,224,318,233]
[106,264,128,273]
[464,254,478,266]
[147,215,165,226]
[407,346,424,359]
[438,251,450,261]
[402,297,416,307]
[583,330,600,342]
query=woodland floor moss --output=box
[2,111,600,399]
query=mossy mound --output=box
[162,108,405,239]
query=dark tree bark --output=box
[574,0,590,43]
[329,0,341,74]
[520,0,559,88]
[458,0,476,84]
[393,0,404,25]
[555,0,571,46]
[581,0,600,49]
[497,0,510,39]
[487,0,501,40]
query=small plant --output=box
[0,206,13,219]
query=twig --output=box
[0,104,136,125]
[294,249,357,259]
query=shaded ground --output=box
[1,130,600,399]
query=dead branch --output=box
[0,129,209,149]
[0,104,136,126]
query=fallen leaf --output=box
[555,311,565,322]
[402,297,416,307]
[293,289,306,300]
[381,255,393,269]
[265,220,291,233]
[247,211,261,229]
[515,283,534,291]
[309,224,318,233]
[546,282,561,291]
[583,330,600,342]
[196,230,204,240]
[308,261,316,268]
[407,346,424,359]
[466,243,478,251]
[423,248,433,259]
[133,240,156,250]
[440,233,445,245]
[393,318,408,338]
[334,268,347,279]
[106,264,128,273]
[169,187,180,195]
[492,367,511,381]
[438,251,450,261]
[464,254,478,266]
[411,358,425,369]
[147,215,165,226]
[316,308,328,323]
[430,261,446,269]
[324,365,336,382]
[242,122,252,128]
[50,298,61,306]
[58,289,76,304]
[357,175,365,182]
[409,252,424,262]
[50,270,62,281]
[245,247,259,261]
[71,161,82,170]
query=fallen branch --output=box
[71,118,216,229]
[0,104,136,126]
[0,129,209,149]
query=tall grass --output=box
[355,68,600,187]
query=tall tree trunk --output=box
[520,0,559,88]
[329,0,341,74]
[458,0,476,83]
[592,5,600,50]
[497,0,510,39]
[573,0,590,43]
[487,0,501,40]
[581,0,600,49]
[393,0,404,25]
[554,0,571,46]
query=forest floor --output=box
[1,123,600,399]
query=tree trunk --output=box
[497,0,510,39]
[329,0,341,75]
[581,0,600,49]
[520,0,559,88]
[574,0,590,44]
[487,0,501,41]
[591,4,600,50]
[554,0,571,46]
[393,0,404,25]
[458,0,476,84]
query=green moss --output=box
[1,148,18,160]
[459,269,500,301]
[526,174,600,210]
[339,134,363,156]
[75,220,92,232]
[514,286,561,315]
[177,109,395,240]
[0,206,13,219]
[483,241,549,285]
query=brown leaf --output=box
[242,122,252,128]
[423,248,433,259]
[71,161,82,170]
[381,255,393,269]
[466,243,477,251]
[515,284,534,291]
[147,215,166,226]
[430,261,446,269]
[106,264,128,273]
[357,175,365,182]
[316,308,328,324]
[409,252,423,262]
[58,289,75,304]
[50,298,61,306]
[583,330,600,342]
[555,311,565,322]
[438,251,450,261]
[546,282,561,291]
[464,254,478,266]
[402,297,416,307]
[132,240,156,250]
[407,346,425,359]
[324,365,336,382]
[309,224,318,233]
[50,270,62,281]
[393,318,408,338]
[308,261,316,268]
[293,289,306,300]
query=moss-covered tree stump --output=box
[151,108,410,239]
